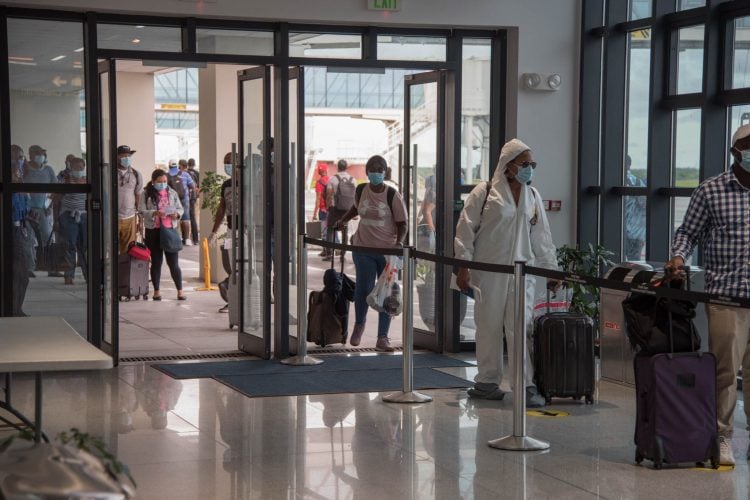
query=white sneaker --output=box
[719,436,735,466]
[184,239,194,246]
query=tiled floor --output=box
[3,358,749,499]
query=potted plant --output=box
[200,171,228,220]
[556,243,616,326]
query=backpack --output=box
[355,183,396,213]
[333,173,357,210]
[168,173,185,199]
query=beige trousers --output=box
[707,304,750,438]
[118,217,137,255]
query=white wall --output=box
[116,72,155,179]
[14,0,581,245]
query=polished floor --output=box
[2,357,749,499]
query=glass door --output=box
[404,70,444,352]
[237,67,272,359]
[288,66,304,354]
[98,59,118,359]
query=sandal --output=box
[152,293,162,301]
[177,293,187,301]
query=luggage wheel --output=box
[134,295,140,300]
[635,452,643,465]
[545,397,552,406]
[585,394,594,405]
[143,294,148,300]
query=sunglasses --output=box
[512,161,537,169]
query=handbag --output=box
[127,241,151,261]
[159,226,183,253]
[36,232,75,272]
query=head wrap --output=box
[491,138,531,183]
[732,124,750,147]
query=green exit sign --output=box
[368,0,400,11]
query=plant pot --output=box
[416,282,435,329]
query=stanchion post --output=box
[195,237,218,291]
[488,260,549,451]
[282,234,323,366]
[383,245,432,403]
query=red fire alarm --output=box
[544,200,562,211]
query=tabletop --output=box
[0,316,113,373]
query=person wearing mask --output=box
[116,145,143,255]
[139,169,186,301]
[57,153,76,184]
[57,158,88,285]
[168,160,195,246]
[10,144,26,180]
[187,158,201,245]
[666,124,750,466]
[454,139,559,407]
[624,155,647,261]
[334,155,407,352]
[11,161,33,316]
[208,153,236,313]
[23,144,59,277]
[312,164,330,257]
[324,159,355,261]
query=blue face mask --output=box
[120,157,131,168]
[168,166,179,176]
[71,170,86,179]
[368,172,385,185]
[34,155,46,166]
[224,164,233,176]
[154,182,167,192]
[515,164,534,185]
[739,149,750,172]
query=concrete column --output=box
[115,72,156,180]
[198,64,240,282]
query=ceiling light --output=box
[51,55,66,62]
[8,60,37,66]
[9,56,34,62]
[135,25,145,29]
[131,38,141,44]
[74,47,84,53]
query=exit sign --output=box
[368,0,400,11]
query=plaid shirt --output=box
[671,169,750,298]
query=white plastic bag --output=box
[532,286,573,322]
[367,255,402,316]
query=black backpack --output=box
[168,173,185,199]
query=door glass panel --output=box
[461,38,491,185]
[241,77,266,339]
[457,192,475,342]
[97,24,182,52]
[377,36,446,62]
[410,80,438,333]
[289,73,299,340]
[101,70,114,345]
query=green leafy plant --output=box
[556,243,615,323]
[200,171,228,218]
[0,427,136,487]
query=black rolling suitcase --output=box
[118,254,149,301]
[632,267,719,469]
[533,289,596,405]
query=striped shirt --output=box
[60,193,87,214]
[671,169,750,298]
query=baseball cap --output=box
[732,125,750,147]
[117,145,136,155]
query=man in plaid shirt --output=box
[667,124,750,466]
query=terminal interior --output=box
[2,0,750,498]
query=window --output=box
[732,16,750,89]
[625,30,651,179]
[675,25,704,95]
[629,0,652,20]
[289,33,362,59]
[673,109,701,187]
[677,0,705,10]
[196,29,274,56]
[97,24,182,52]
[377,35,447,62]
[461,39,491,185]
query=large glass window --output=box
[672,196,696,264]
[461,39,491,185]
[377,35,447,62]
[673,108,701,187]
[677,0,705,10]
[196,29,274,56]
[625,30,651,178]
[676,25,704,94]
[629,0,652,20]
[732,16,750,89]
[289,33,362,59]
[7,18,86,181]
[97,24,182,52]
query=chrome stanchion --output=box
[383,245,432,403]
[488,261,549,451]
[282,234,323,366]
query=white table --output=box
[0,316,113,442]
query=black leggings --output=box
[145,228,183,291]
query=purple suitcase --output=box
[633,352,719,468]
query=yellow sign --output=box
[160,103,187,110]
[526,409,570,418]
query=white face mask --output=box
[738,149,750,172]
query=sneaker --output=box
[219,304,229,313]
[525,386,546,408]
[468,383,506,400]
[375,337,395,352]
[719,436,735,466]
[185,239,194,246]
[350,324,365,346]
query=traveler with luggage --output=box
[454,138,559,406]
[324,159,355,261]
[312,165,331,256]
[208,152,236,313]
[139,169,186,301]
[666,124,750,466]
[333,155,407,352]
[116,145,143,255]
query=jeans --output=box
[59,212,88,280]
[352,251,390,338]
[319,210,328,241]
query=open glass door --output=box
[404,70,445,352]
[288,66,304,354]
[237,67,272,359]
[98,59,118,359]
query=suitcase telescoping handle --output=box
[329,226,347,274]
[664,265,695,354]
[545,282,568,314]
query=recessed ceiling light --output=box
[132,38,141,44]
[51,55,66,61]
[74,47,84,53]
